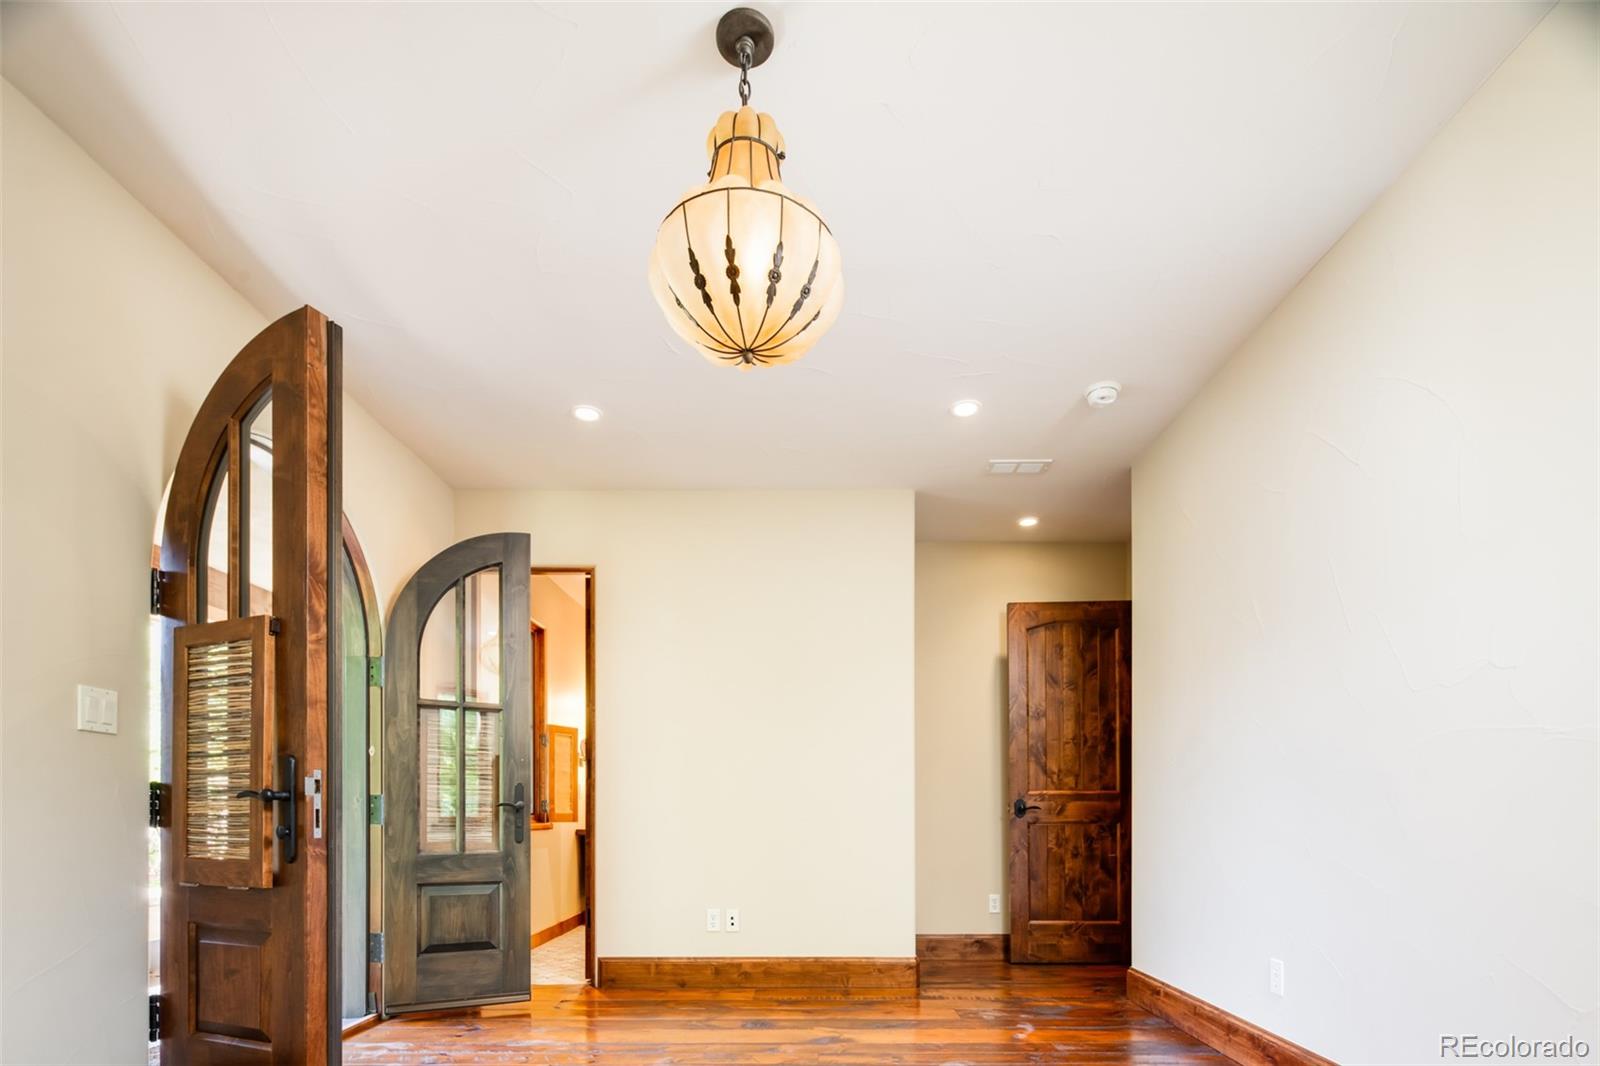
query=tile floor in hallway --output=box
[530,925,588,987]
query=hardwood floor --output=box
[344,961,1224,1064]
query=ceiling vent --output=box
[988,460,1053,475]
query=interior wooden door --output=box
[1006,601,1132,964]
[154,306,340,1062]
[382,534,532,1012]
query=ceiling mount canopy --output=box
[648,7,844,369]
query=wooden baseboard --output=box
[595,957,919,991]
[530,912,585,949]
[914,933,1009,961]
[1126,969,1336,1066]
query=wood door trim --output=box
[1127,969,1336,1066]
[1006,599,1132,965]
[594,957,919,991]
[529,623,547,824]
[339,514,385,1023]
[913,934,1009,961]
[531,566,596,987]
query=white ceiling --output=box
[2,2,1547,539]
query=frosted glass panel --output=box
[418,591,457,703]
[420,706,458,853]
[464,568,501,704]
[463,710,501,851]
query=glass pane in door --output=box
[418,590,458,703]
[464,567,501,704]
[420,706,459,854]
[462,709,501,851]
[200,465,230,623]
[243,393,274,617]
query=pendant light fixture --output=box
[648,8,843,368]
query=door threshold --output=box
[341,1014,380,1039]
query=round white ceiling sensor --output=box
[1085,381,1121,407]
[950,399,982,418]
[572,404,603,422]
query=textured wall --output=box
[914,541,1129,934]
[457,490,917,959]
[1130,6,1596,1061]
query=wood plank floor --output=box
[344,962,1224,1064]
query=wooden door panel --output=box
[1008,601,1131,965]
[156,307,339,1063]
[383,534,532,1013]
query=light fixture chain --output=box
[736,36,753,105]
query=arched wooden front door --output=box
[381,533,533,1013]
[154,306,340,1063]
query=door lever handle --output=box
[236,788,292,804]
[235,753,298,864]
[1012,797,1043,819]
[498,782,526,844]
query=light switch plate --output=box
[725,908,740,933]
[76,685,118,735]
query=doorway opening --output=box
[528,567,595,987]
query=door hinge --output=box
[368,794,384,826]
[148,993,162,1042]
[539,798,549,818]
[148,782,168,828]
[149,568,171,616]
[368,932,385,964]
[540,732,548,748]
[367,655,384,687]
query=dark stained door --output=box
[1006,601,1132,964]
[382,534,532,1012]
[154,306,340,1062]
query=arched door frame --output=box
[336,515,385,1029]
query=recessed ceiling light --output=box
[1017,515,1040,528]
[572,405,603,422]
[950,399,982,418]
[1085,381,1121,407]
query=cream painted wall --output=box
[457,490,917,959]
[1130,6,1597,1062]
[343,396,456,616]
[914,542,1129,935]
[530,573,586,936]
[0,80,454,1064]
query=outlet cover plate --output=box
[76,685,118,735]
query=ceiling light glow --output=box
[572,405,603,422]
[950,400,982,418]
[1017,515,1040,528]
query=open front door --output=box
[1006,601,1132,964]
[154,306,340,1062]
[382,534,532,1012]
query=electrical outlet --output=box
[706,908,721,932]
[1270,958,1285,997]
[988,893,1001,914]
[725,908,740,933]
